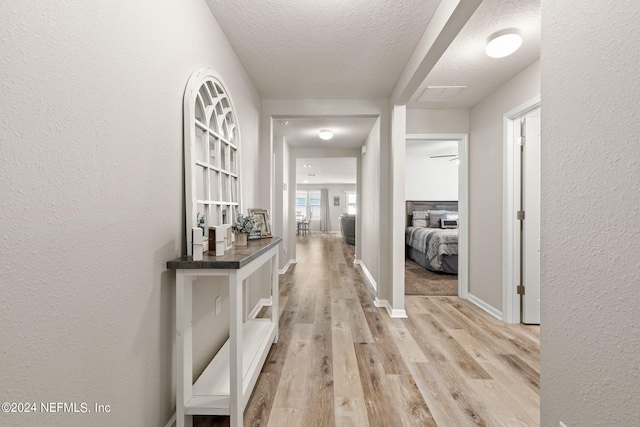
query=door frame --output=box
[405,133,469,299]
[502,96,540,323]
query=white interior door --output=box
[522,113,541,324]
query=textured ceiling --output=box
[205,0,540,182]
[409,0,540,108]
[296,157,357,185]
[275,117,378,149]
[206,0,440,98]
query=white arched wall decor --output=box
[183,69,241,255]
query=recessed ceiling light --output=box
[485,29,522,58]
[303,180,309,183]
[318,129,334,140]
[303,164,312,168]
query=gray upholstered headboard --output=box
[406,200,458,227]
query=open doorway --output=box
[295,157,357,243]
[404,134,469,298]
[405,139,459,295]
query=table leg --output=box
[176,271,194,427]
[229,270,243,427]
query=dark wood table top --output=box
[167,237,282,270]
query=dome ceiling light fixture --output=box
[485,28,522,58]
[318,129,334,140]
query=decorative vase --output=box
[235,232,248,246]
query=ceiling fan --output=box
[430,154,459,161]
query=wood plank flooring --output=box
[195,233,540,427]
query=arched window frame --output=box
[184,69,241,255]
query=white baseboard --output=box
[165,414,176,427]
[355,259,377,291]
[359,261,410,316]
[374,298,408,319]
[249,297,273,319]
[467,293,503,321]
[279,259,296,274]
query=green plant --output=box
[231,213,256,234]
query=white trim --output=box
[502,96,541,324]
[405,133,469,299]
[164,414,176,427]
[457,135,469,299]
[278,259,296,275]
[355,260,377,292]
[249,297,273,319]
[374,298,408,318]
[467,293,503,321]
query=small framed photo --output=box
[248,208,272,238]
[334,196,340,206]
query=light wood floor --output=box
[196,233,540,427]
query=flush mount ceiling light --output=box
[318,129,334,140]
[485,29,522,58]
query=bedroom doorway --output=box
[405,134,469,298]
[503,98,541,324]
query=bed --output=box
[406,201,458,274]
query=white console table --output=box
[167,237,281,427]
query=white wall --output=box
[0,1,261,425]
[361,118,382,286]
[282,139,291,267]
[272,133,290,270]
[541,1,640,425]
[296,184,357,232]
[406,108,469,134]
[468,60,540,310]
[405,140,459,201]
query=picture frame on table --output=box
[248,229,262,240]
[248,208,272,238]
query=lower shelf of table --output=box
[184,319,276,416]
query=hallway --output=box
[197,234,540,426]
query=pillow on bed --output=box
[412,218,427,227]
[426,210,447,227]
[428,212,448,228]
[412,210,429,220]
[442,211,458,220]
[411,210,429,228]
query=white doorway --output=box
[404,139,459,296]
[294,157,357,236]
[503,97,541,324]
[405,134,469,299]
